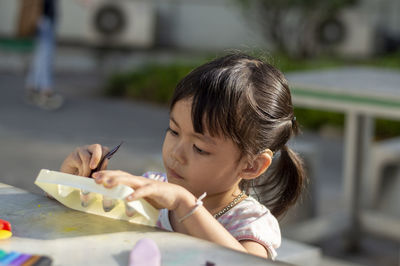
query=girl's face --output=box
[162,99,246,197]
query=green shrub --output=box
[294,108,344,131]
[105,63,199,105]
[375,119,400,140]
[294,108,400,140]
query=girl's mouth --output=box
[167,167,184,180]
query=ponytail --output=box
[251,145,305,217]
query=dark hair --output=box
[170,52,305,217]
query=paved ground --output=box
[0,71,168,194]
[0,65,398,265]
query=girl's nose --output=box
[171,142,187,165]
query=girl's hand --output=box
[92,170,192,211]
[60,144,109,177]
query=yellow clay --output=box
[0,229,12,240]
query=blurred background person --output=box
[21,0,63,110]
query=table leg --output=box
[343,112,374,250]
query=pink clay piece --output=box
[129,238,161,266]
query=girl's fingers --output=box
[125,184,155,201]
[125,192,136,201]
[87,144,109,170]
[93,170,150,189]
[60,144,111,177]
[69,157,83,175]
[87,144,102,169]
[92,172,115,188]
[103,177,115,188]
[77,148,92,176]
[61,151,82,175]
[92,170,169,209]
[125,185,164,209]
[94,173,103,184]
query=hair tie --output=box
[291,116,297,130]
[178,192,207,223]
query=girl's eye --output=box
[193,144,209,155]
[166,127,179,136]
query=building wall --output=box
[154,0,267,51]
[0,0,267,51]
[0,0,19,37]
[0,0,399,54]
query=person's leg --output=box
[25,17,46,100]
[37,17,55,93]
[26,17,63,110]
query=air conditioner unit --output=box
[58,0,155,48]
[315,8,375,57]
[88,0,155,47]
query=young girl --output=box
[60,53,305,260]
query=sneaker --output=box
[35,92,64,110]
[24,89,40,105]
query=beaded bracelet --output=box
[178,192,207,223]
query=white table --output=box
[0,182,320,266]
[287,67,400,247]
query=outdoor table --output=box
[287,67,400,247]
[0,182,303,266]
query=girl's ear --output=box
[240,149,273,180]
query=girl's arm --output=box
[170,194,269,258]
[92,170,269,258]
